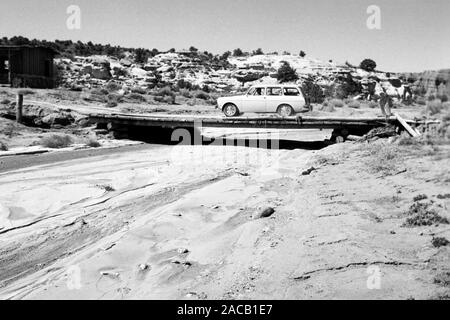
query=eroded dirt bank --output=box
[0,139,449,300]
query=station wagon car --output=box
[217,84,308,117]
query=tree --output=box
[135,48,149,63]
[189,46,198,52]
[233,48,244,57]
[220,51,231,60]
[252,48,263,55]
[276,62,298,83]
[299,50,306,58]
[359,59,377,72]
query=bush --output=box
[106,93,122,107]
[416,98,426,105]
[126,93,146,102]
[368,101,379,108]
[319,102,335,112]
[106,81,122,92]
[329,99,345,108]
[195,91,210,100]
[439,94,448,103]
[302,81,323,103]
[0,140,8,151]
[40,134,73,148]
[276,62,298,83]
[180,88,192,98]
[359,59,377,72]
[131,86,147,94]
[0,98,11,105]
[347,100,361,109]
[86,137,101,148]
[402,202,449,227]
[426,99,443,115]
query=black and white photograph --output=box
[0,0,449,304]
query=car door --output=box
[265,87,283,112]
[282,86,305,111]
[241,87,267,113]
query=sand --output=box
[0,134,448,300]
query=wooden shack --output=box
[0,45,58,89]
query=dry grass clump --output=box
[329,99,345,108]
[125,93,147,102]
[434,272,450,287]
[86,136,101,148]
[347,100,361,109]
[153,86,176,104]
[40,134,73,148]
[362,142,401,174]
[431,237,449,248]
[426,99,450,116]
[319,101,335,112]
[0,140,8,151]
[402,202,449,227]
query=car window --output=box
[267,87,282,96]
[248,87,265,96]
[284,87,300,96]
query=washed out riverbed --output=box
[0,127,449,300]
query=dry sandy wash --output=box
[0,136,449,300]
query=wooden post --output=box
[16,93,23,123]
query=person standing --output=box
[379,82,393,118]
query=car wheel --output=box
[277,104,294,117]
[223,103,239,117]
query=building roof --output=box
[0,45,59,55]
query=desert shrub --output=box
[105,81,122,92]
[180,88,192,98]
[416,98,426,105]
[434,272,450,287]
[347,100,361,109]
[431,237,449,248]
[396,135,420,146]
[413,194,428,201]
[130,86,147,94]
[107,93,122,104]
[163,95,175,104]
[402,202,449,227]
[439,94,449,102]
[426,99,443,115]
[195,91,210,100]
[329,98,345,108]
[91,88,109,96]
[126,93,146,102]
[0,98,11,104]
[156,86,175,97]
[86,137,101,148]
[319,102,335,112]
[40,134,73,148]
[368,101,378,108]
[177,79,193,90]
[0,140,8,151]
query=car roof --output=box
[252,84,299,88]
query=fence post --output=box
[16,93,23,123]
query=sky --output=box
[1,0,449,72]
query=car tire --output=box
[277,104,294,117]
[223,103,239,117]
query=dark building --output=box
[0,45,58,89]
